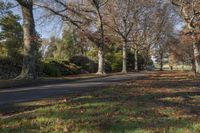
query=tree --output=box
[138,10,156,70]
[0,1,16,19]
[35,0,108,75]
[0,12,23,58]
[44,36,57,58]
[16,0,37,79]
[90,0,108,74]
[105,0,138,73]
[171,0,200,73]
[152,3,174,71]
[169,30,194,71]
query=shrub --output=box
[106,51,146,72]
[107,52,122,72]
[0,57,22,79]
[105,61,112,72]
[127,52,146,71]
[42,62,62,77]
[70,55,98,73]
[42,59,81,77]
[0,56,22,68]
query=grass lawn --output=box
[0,71,200,133]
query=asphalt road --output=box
[0,73,146,105]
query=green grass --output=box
[0,71,200,133]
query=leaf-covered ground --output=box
[0,71,199,133]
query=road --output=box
[0,73,146,105]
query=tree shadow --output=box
[0,72,199,132]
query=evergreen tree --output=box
[0,12,23,58]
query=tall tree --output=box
[105,0,137,73]
[152,3,174,71]
[0,12,23,58]
[171,0,200,73]
[89,0,107,74]
[36,0,108,74]
[16,0,37,79]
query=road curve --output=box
[0,73,146,105]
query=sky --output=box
[3,0,63,39]
[3,0,184,39]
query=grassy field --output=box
[0,71,200,133]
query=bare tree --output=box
[105,0,141,73]
[89,0,108,74]
[152,3,174,71]
[171,0,200,73]
[35,0,108,74]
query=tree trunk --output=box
[122,40,127,73]
[160,62,163,71]
[193,41,200,73]
[160,53,163,71]
[144,49,150,70]
[188,24,200,74]
[134,47,138,71]
[96,45,105,75]
[16,2,36,79]
[192,59,195,72]
[96,6,106,75]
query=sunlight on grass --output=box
[190,95,200,103]
[159,97,185,103]
[158,107,176,116]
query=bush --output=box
[42,59,82,77]
[42,62,62,77]
[86,49,98,61]
[0,56,22,68]
[106,51,146,72]
[0,57,94,79]
[107,52,122,72]
[70,55,98,73]
[127,52,145,71]
[105,61,112,72]
[0,57,22,79]
[70,55,112,73]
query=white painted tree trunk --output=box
[122,41,127,73]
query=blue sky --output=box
[3,0,184,39]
